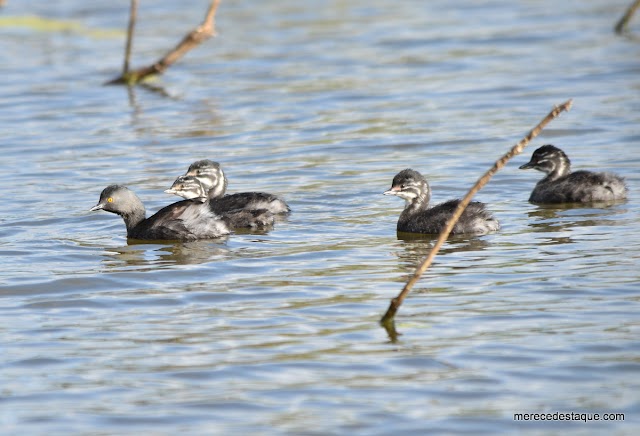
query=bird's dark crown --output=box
[187,159,221,173]
[391,169,426,188]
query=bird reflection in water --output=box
[393,232,491,271]
[526,202,628,246]
[100,238,230,270]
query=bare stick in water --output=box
[615,0,640,33]
[108,0,221,85]
[123,0,138,75]
[380,99,574,329]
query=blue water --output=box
[1,0,639,434]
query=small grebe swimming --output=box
[90,185,229,241]
[384,169,500,235]
[519,144,628,203]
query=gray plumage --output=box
[519,144,628,203]
[90,185,230,241]
[384,169,500,235]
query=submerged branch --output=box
[380,99,574,332]
[108,0,221,85]
[615,0,640,33]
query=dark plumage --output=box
[384,169,500,235]
[90,185,230,241]
[166,159,290,217]
[165,176,275,229]
[519,144,628,203]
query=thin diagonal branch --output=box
[615,0,640,33]
[108,0,221,85]
[380,99,574,331]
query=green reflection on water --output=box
[0,15,121,38]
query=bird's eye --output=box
[107,197,114,203]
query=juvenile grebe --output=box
[519,144,628,203]
[169,160,290,215]
[165,176,275,229]
[164,175,209,203]
[384,169,500,235]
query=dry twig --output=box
[380,99,574,332]
[108,0,220,85]
[122,0,138,75]
[615,0,640,33]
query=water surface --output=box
[1,0,639,434]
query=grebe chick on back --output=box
[165,176,275,229]
[171,159,291,215]
[519,144,628,203]
[184,160,227,199]
[384,169,500,235]
[90,185,230,241]
[164,175,208,203]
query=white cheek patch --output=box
[198,178,215,191]
[398,190,417,201]
[210,182,226,198]
[179,190,202,200]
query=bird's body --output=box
[520,145,627,204]
[165,159,291,215]
[90,185,230,241]
[384,169,500,235]
[165,175,276,229]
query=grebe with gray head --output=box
[90,185,230,241]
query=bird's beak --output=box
[164,188,177,194]
[383,186,401,196]
[519,161,534,170]
[89,203,104,212]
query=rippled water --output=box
[1,0,639,433]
